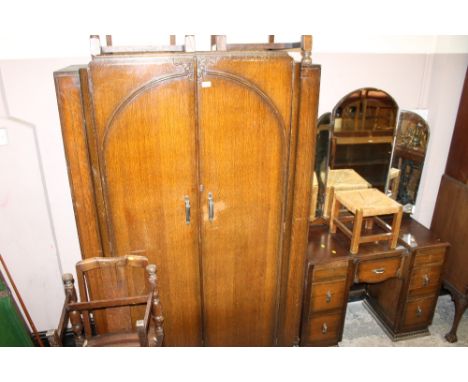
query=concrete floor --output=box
[340,294,468,346]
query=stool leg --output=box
[350,209,363,254]
[390,207,403,249]
[329,195,340,233]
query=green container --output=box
[0,278,34,346]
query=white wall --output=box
[0,47,466,331]
[414,54,468,226]
[0,59,86,331]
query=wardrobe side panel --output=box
[279,64,321,346]
[54,68,103,260]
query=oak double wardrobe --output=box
[55,36,320,346]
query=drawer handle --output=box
[423,274,429,287]
[325,290,332,303]
[184,196,191,224]
[208,192,214,222]
[372,268,385,274]
[322,323,328,334]
[416,306,423,317]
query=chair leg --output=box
[136,320,149,347]
[350,209,363,254]
[146,264,164,346]
[46,329,61,347]
[390,207,403,249]
[62,273,85,346]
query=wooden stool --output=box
[323,169,371,218]
[329,188,403,254]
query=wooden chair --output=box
[47,256,163,347]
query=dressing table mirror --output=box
[330,88,398,190]
[310,112,331,221]
[388,111,430,213]
[310,88,399,223]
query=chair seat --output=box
[84,331,141,347]
[335,188,402,217]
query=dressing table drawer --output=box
[355,256,402,283]
[305,312,342,345]
[312,261,349,282]
[402,296,436,329]
[408,266,442,296]
[309,280,347,313]
[413,247,445,267]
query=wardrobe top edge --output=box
[54,65,87,76]
[92,50,296,59]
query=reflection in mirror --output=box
[330,88,398,191]
[310,113,332,221]
[389,111,429,213]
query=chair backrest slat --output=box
[76,256,149,336]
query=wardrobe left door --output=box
[86,57,203,346]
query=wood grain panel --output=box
[88,59,202,346]
[54,68,103,259]
[279,63,321,346]
[197,58,291,346]
[312,261,349,282]
[432,175,468,293]
[413,247,445,267]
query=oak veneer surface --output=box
[431,67,468,293]
[398,216,448,250]
[55,68,103,259]
[88,57,202,346]
[307,223,406,265]
[430,68,468,342]
[279,63,320,346]
[432,175,468,293]
[198,55,292,346]
[445,67,468,184]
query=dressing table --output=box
[304,88,448,346]
[301,217,448,346]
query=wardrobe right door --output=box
[197,55,294,345]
